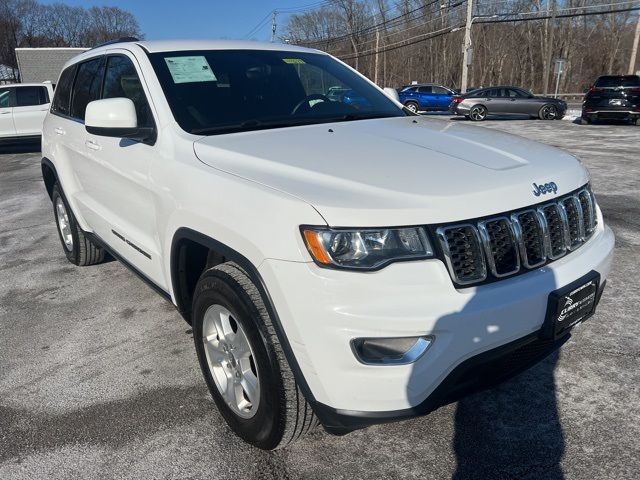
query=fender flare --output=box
[41,157,58,199]
[169,227,319,410]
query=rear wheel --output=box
[469,105,487,121]
[635,118,640,126]
[193,263,317,449]
[404,101,419,113]
[51,183,104,266]
[580,116,591,125]
[539,104,558,120]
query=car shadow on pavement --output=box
[407,268,565,479]
[0,141,41,154]
[452,352,563,480]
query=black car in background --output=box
[581,75,640,125]
[450,86,567,121]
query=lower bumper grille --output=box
[435,186,597,286]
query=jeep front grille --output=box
[435,187,597,286]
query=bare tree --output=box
[285,0,640,92]
[0,0,141,70]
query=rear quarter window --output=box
[51,65,77,117]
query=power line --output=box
[321,2,466,52]
[302,0,454,47]
[243,12,273,39]
[335,3,640,60]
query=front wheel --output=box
[469,105,487,121]
[539,104,558,120]
[193,263,317,450]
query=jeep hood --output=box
[193,116,588,226]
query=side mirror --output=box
[85,98,154,142]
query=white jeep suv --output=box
[41,39,615,449]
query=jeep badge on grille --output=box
[532,182,558,196]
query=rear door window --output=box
[432,86,450,94]
[15,86,49,107]
[70,57,105,121]
[102,55,154,128]
[51,65,77,117]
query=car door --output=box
[479,88,500,113]
[505,88,534,115]
[0,87,15,138]
[12,85,51,135]
[417,86,434,109]
[432,86,453,110]
[83,51,164,286]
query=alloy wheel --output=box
[55,196,73,251]
[470,106,486,121]
[202,304,260,418]
[541,105,558,120]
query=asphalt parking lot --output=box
[1,119,639,480]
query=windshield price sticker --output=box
[165,56,217,84]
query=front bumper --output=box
[258,223,614,428]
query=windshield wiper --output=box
[328,112,397,122]
[191,113,397,136]
[191,119,300,135]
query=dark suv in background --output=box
[581,75,640,125]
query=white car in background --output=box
[0,82,54,143]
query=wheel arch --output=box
[41,157,58,200]
[169,227,319,409]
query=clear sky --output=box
[39,0,318,42]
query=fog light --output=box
[351,336,433,365]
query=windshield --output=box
[148,49,405,135]
[595,75,640,88]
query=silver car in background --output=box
[450,86,567,121]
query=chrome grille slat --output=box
[578,189,597,237]
[436,225,487,285]
[478,218,520,277]
[538,204,568,260]
[436,187,598,286]
[560,196,585,249]
[511,210,546,268]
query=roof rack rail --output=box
[91,37,139,50]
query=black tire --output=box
[539,104,559,120]
[580,116,590,125]
[404,101,419,113]
[635,118,640,126]
[51,183,104,266]
[193,262,317,450]
[469,105,487,121]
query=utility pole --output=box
[629,14,640,74]
[271,10,277,43]
[460,0,473,94]
[542,0,557,95]
[374,27,380,85]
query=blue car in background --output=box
[342,89,372,110]
[398,84,456,112]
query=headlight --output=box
[301,226,434,270]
